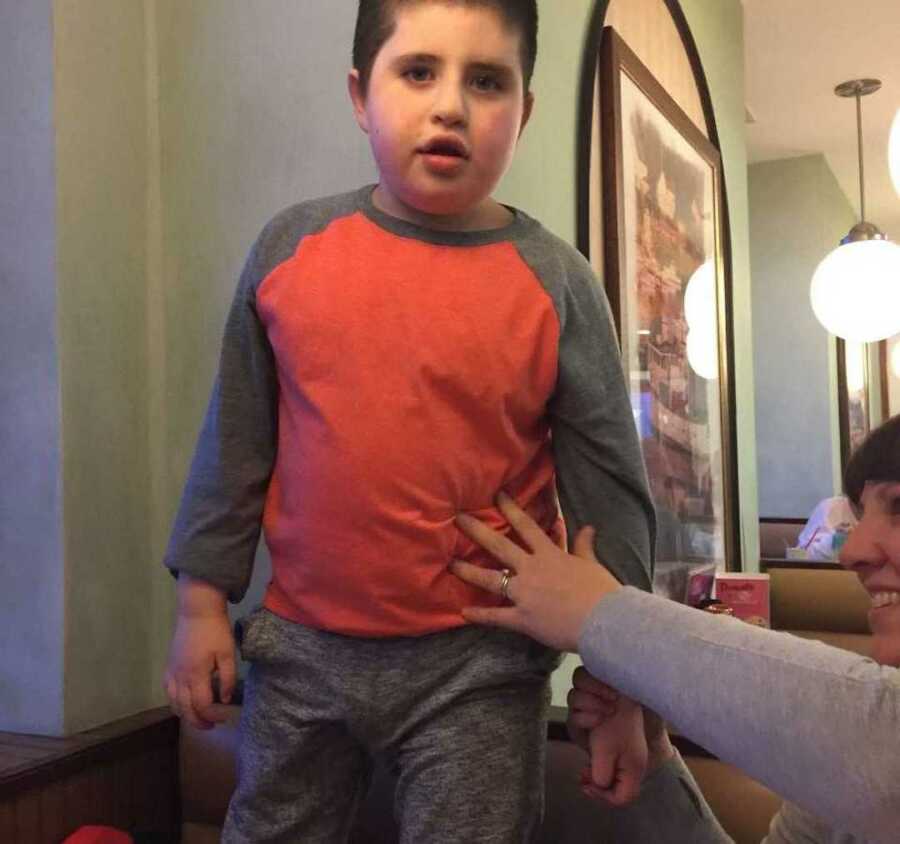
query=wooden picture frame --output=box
[836,337,871,472]
[880,336,900,419]
[593,26,739,570]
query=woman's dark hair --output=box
[353,0,538,96]
[843,414,900,505]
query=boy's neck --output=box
[371,184,513,233]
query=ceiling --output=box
[743,0,900,240]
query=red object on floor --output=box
[63,827,133,844]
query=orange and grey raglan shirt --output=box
[164,186,656,637]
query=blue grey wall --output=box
[0,0,65,734]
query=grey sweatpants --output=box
[222,608,558,844]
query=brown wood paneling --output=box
[0,801,15,842]
[14,789,42,843]
[39,782,68,844]
[0,708,179,843]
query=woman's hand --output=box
[451,491,622,651]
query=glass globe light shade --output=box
[683,260,716,331]
[891,341,900,379]
[890,107,900,198]
[686,325,719,380]
[810,239,900,342]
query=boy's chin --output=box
[403,190,492,223]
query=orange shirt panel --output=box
[256,212,561,636]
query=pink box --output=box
[714,573,771,627]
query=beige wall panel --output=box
[606,0,708,136]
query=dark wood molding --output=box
[879,339,890,418]
[576,1,741,571]
[0,708,178,799]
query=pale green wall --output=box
[750,154,855,517]
[54,0,160,733]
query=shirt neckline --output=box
[357,184,534,247]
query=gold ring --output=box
[499,568,512,601]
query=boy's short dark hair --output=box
[843,414,900,505]
[353,0,538,96]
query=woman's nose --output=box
[838,516,886,571]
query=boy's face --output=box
[349,2,533,230]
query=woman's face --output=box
[839,481,900,667]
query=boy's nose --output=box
[431,81,467,127]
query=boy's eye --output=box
[471,74,501,92]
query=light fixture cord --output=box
[856,90,866,222]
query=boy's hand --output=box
[567,667,675,807]
[578,689,648,806]
[164,576,236,731]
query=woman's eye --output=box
[403,67,432,83]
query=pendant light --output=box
[809,79,900,343]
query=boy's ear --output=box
[518,91,535,138]
[348,69,369,134]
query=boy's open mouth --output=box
[418,136,470,159]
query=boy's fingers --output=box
[568,687,618,711]
[604,766,643,807]
[191,674,214,716]
[567,722,588,750]
[568,710,605,730]
[164,677,178,712]
[176,683,208,730]
[496,491,553,553]
[572,666,618,698]
[216,652,237,704]
[590,750,616,790]
[455,513,524,570]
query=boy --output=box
[164,1,656,841]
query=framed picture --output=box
[836,338,871,471]
[879,335,900,418]
[595,27,739,570]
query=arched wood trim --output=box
[575,0,742,569]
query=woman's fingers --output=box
[496,491,555,553]
[451,560,510,595]
[455,513,524,570]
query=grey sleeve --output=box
[162,231,280,602]
[546,248,655,590]
[611,750,734,843]
[762,801,845,844]
[579,587,900,842]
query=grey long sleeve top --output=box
[580,587,900,843]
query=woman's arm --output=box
[452,493,900,842]
[580,587,900,842]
